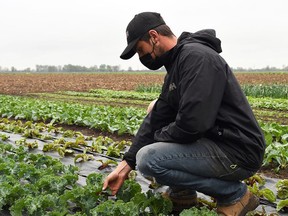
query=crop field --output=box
[0,72,288,215]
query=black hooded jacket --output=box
[123,29,266,171]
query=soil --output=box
[0,73,165,95]
[259,165,288,179]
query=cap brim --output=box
[120,37,139,60]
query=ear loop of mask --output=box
[149,38,156,56]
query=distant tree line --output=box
[0,64,287,73]
[35,64,124,72]
[231,65,288,72]
[0,64,166,73]
[0,64,124,73]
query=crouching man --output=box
[103,12,266,216]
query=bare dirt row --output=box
[0,73,163,95]
[0,72,287,95]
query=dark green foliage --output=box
[242,84,288,99]
[0,143,173,216]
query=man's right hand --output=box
[102,160,132,195]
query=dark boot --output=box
[162,187,198,212]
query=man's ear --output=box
[148,30,159,43]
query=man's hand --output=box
[102,160,132,195]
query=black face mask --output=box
[140,53,164,70]
[139,39,164,70]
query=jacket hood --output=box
[178,29,222,53]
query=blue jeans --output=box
[136,138,255,205]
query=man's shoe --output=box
[217,190,259,216]
[162,187,198,212]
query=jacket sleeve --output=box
[154,50,227,143]
[123,98,176,169]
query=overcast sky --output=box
[1,0,287,70]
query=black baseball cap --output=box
[120,12,166,60]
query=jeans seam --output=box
[218,167,241,179]
[154,153,227,162]
[150,153,228,173]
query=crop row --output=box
[248,96,288,111]
[0,95,146,135]
[0,143,173,216]
[89,89,159,101]
[242,84,288,99]
[134,83,288,99]
[2,117,288,173]
[31,92,149,107]
[0,118,131,163]
[135,84,288,107]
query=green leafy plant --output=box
[97,159,118,170]
[247,206,280,216]
[15,138,38,149]
[277,199,288,212]
[276,179,288,199]
[57,147,75,157]
[92,179,172,216]
[179,206,217,216]
[74,149,94,163]
[0,133,9,141]
[246,174,276,203]
[249,182,276,203]
[135,83,162,93]
[245,174,266,187]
